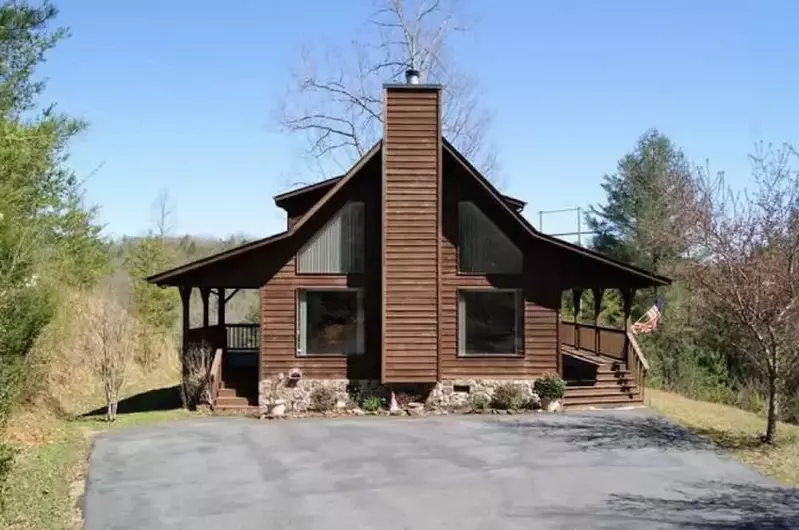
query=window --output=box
[459,201,522,274]
[458,290,523,355]
[297,289,364,355]
[297,202,365,273]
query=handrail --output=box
[208,347,223,408]
[626,330,649,372]
[560,320,627,335]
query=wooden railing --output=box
[226,323,259,351]
[559,321,627,360]
[208,347,223,408]
[626,329,649,400]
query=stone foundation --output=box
[259,378,385,414]
[259,377,542,414]
[426,379,541,409]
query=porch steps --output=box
[213,364,258,412]
[563,350,642,410]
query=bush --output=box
[0,443,15,487]
[361,394,384,412]
[310,386,338,412]
[469,393,490,411]
[534,372,565,400]
[491,383,527,410]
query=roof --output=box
[149,137,669,288]
[275,173,527,212]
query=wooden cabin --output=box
[148,78,669,412]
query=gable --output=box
[442,139,671,289]
[147,142,382,287]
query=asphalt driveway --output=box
[84,410,799,529]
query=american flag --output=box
[631,298,664,334]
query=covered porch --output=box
[179,287,261,410]
[557,286,651,408]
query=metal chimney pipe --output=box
[405,69,420,85]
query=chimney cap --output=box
[405,69,420,85]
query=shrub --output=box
[469,393,490,411]
[0,443,16,495]
[181,342,213,410]
[534,372,565,400]
[361,394,384,412]
[310,386,338,412]
[491,383,527,410]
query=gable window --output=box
[458,289,523,355]
[298,202,365,273]
[459,201,522,274]
[297,289,364,355]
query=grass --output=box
[0,407,194,530]
[647,388,799,486]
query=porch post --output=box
[621,287,635,363]
[200,288,210,328]
[572,288,583,350]
[621,288,634,329]
[217,288,226,326]
[592,287,604,354]
[179,286,192,378]
[217,288,226,352]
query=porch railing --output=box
[559,321,627,360]
[226,323,260,351]
[626,329,649,400]
[208,347,223,408]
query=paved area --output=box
[84,409,799,529]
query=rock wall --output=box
[259,378,385,414]
[426,379,541,409]
[259,377,542,413]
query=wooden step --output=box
[596,372,634,383]
[215,395,257,408]
[564,393,643,406]
[218,387,257,399]
[564,385,638,398]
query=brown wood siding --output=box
[260,159,382,380]
[438,153,559,379]
[381,88,441,383]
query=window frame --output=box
[296,201,366,275]
[457,200,523,276]
[295,287,365,357]
[457,288,524,357]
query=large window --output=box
[297,289,364,355]
[297,202,365,273]
[458,290,523,355]
[459,201,522,274]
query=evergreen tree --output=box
[0,1,108,424]
[586,129,693,275]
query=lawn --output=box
[0,406,194,530]
[647,388,799,487]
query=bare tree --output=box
[684,144,799,443]
[82,290,137,421]
[151,191,175,242]
[276,0,496,180]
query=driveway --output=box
[84,410,799,529]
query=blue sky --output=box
[42,1,799,243]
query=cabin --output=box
[148,74,670,412]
